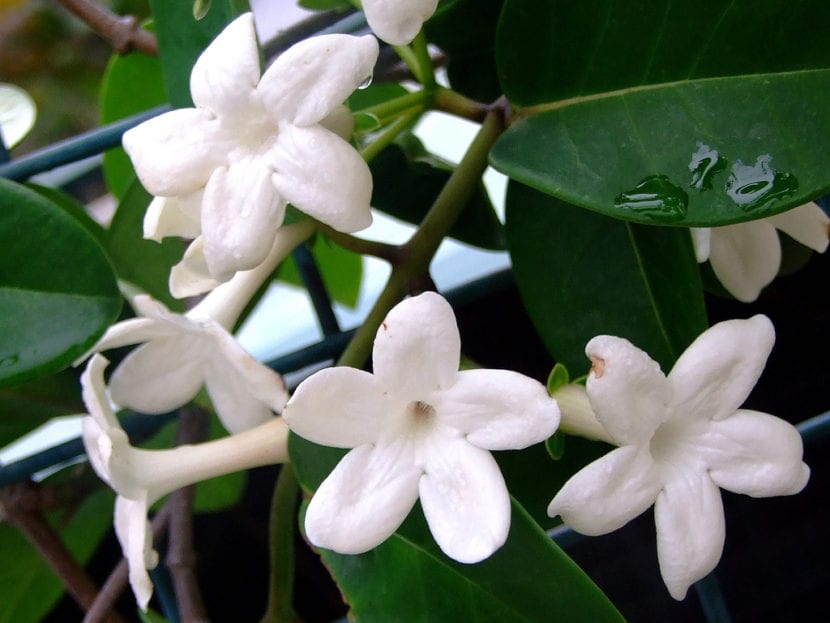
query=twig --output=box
[55,0,157,55]
[318,225,405,266]
[165,409,210,623]
[0,485,128,623]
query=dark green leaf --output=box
[298,0,351,11]
[505,181,707,374]
[0,489,114,623]
[0,179,121,388]
[371,139,505,250]
[100,44,167,199]
[25,184,106,244]
[106,179,185,311]
[491,70,830,226]
[496,0,830,106]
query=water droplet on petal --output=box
[357,74,373,90]
[614,175,688,221]
[688,142,727,191]
[725,155,798,211]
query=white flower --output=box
[691,202,829,302]
[285,292,559,563]
[123,13,378,285]
[84,223,314,433]
[361,0,438,45]
[81,354,289,610]
[547,316,809,600]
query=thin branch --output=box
[55,0,157,55]
[319,224,405,266]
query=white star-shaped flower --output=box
[547,316,809,600]
[361,0,439,45]
[81,354,289,610]
[285,292,560,563]
[691,201,829,302]
[123,13,378,286]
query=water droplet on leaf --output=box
[688,142,727,191]
[614,175,688,221]
[725,155,798,211]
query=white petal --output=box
[372,292,461,402]
[768,201,829,253]
[690,228,711,262]
[701,409,809,497]
[434,369,559,450]
[91,317,178,355]
[419,435,510,563]
[0,82,36,148]
[202,327,287,434]
[584,335,669,446]
[190,13,261,117]
[655,472,725,600]
[122,108,231,196]
[304,441,421,554]
[547,445,661,535]
[707,220,780,302]
[81,354,120,429]
[319,104,355,140]
[362,0,439,45]
[143,193,202,242]
[284,367,393,448]
[108,338,208,413]
[82,416,115,486]
[201,160,286,281]
[169,237,222,298]
[259,34,378,127]
[269,122,372,233]
[114,495,158,611]
[668,315,774,423]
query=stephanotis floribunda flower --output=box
[361,0,439,45]
[691,201,829,302]
[547,316,809,600]
[81,222,314,434]
[123,12,378,287]
[81,354,289,610]
[285,292,559,563]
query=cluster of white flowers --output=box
[79,5,816,612]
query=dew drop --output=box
[614,175,689,222]
[688,142,727,191]
[725,155,798,211]
[357,74,373,90]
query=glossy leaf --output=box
[491,69,830,226]
[291,434,623,621]
[505,181,707,374]
[0,179,121,388]
[26,184,106,244]
[100,44,167,199]
[298,0,351,11]
[106,179,185,311]
[496,0,830,107]
[0,489,114,623]
[371,139,505,250]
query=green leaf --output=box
[491,69,830,226]
[298,0,351,11]
[148,0,239,107]
[278,234,363,308]
[505,181,707,374]
[371,138,505,250]
[25,184,106,244]
[0,179,121,388]
[100,42,167,199]
[0,489,114,623]
[105,179,185,311]
[496,0,830,107]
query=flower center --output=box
[649,418,705,474]
[405,400,437,430]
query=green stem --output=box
[360,110,421,162]
[410,30,436,90]
[337,108,506,369]
[260,464,299,623]
[393,43,425,84]
[358,89,429,124]
[433,87,489,123]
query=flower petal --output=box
[169,237,222,299]
[689,228,711,262]
[202,327,288,434]
[108,338,208,413]
[122,108,231,196]
[668,315,774,423]
[707,220,780,302]
[419,434,510,563]
[701,409,809,497]
[114,495,159,611]
[259,34,378,127]
[362,0,439,45]
[372,292,461,402]
[143,192,202,242]
[547,445,661,535]
[285,367,393,448]
[269,122,372,233]
[434,369,559,450]
[201,160,286,281]
[190,13,261,117]
[584,335,669,445]
[768,201,829,253]
[304,441,421,554]
[81,354,120,430]
[655,472,725,600]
